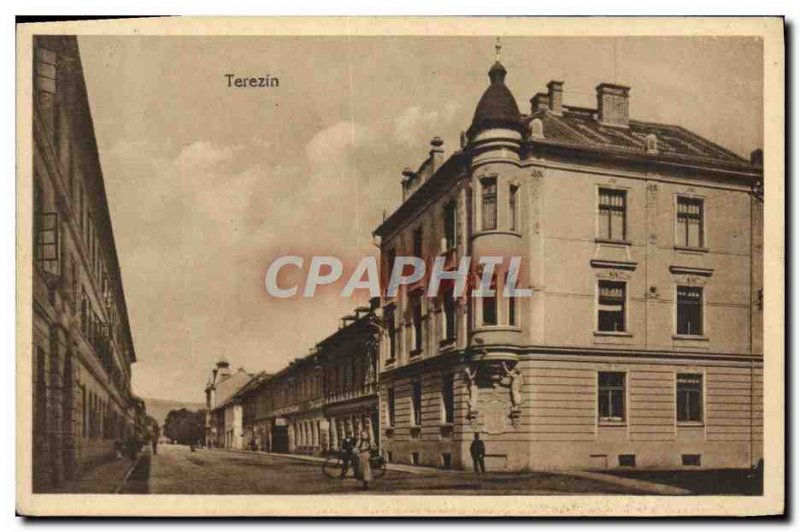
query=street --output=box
[121,444,676,495]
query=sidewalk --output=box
[53,455,140,494]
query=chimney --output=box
[530,92,549,113]
[547,81,564,115]
[216,358,231,380]
[429,136,444,171]
[596,83,630,127]
[750,149,763,167]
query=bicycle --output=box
[322,450,387,479]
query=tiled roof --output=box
[529,106,756,170]
[213,370,253,410]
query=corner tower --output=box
[465,47,529,376]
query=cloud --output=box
[104,103,464,401]
[392,101,462,148]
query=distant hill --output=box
[144,397,206,427]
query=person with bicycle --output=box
[339,431,356,479]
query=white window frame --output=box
[596,185,629,243]
[674,284,707,338]
[674,192,708,250]
[597,370,628,425]
[595,279,629,334]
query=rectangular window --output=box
[387,387,396,427]
[443,288,456,341]
[598,371,626,422]
[33,179,43,260]
[33,182,60,276]
[411,292,423,354]
[444,201,457,251]
[508,184,518,232]
[506,272,518,326]
[597,281,626,332]
[412,381,423,426]
[677,286,703,336]
[482,275,498,326]
[441,374,454,424]
[385,304,396,360]
[81,384,89,438]
[682,454,701,467]
[598,188,626,241]
[413,227,423,259]
[677,196,704,248]
[481,178,497,231]
[676,373,703,423]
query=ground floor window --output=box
[387,387,396,427]
[411,381,422,426]
[598,371,625,422]
[676,373,703,423]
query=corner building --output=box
[373,59,764,471]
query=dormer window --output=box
[645,133,659,154]
[530,118,544,139]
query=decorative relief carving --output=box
[595,269,632,281]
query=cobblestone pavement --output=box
[121,444,667,495]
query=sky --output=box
[77,36,763,403]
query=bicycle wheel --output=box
[322,457,343,479]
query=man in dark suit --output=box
[470,432,486,474]
[339,432,356,478]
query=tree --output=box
[163,408,206,445]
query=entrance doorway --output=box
[271,425,289,453]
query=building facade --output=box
[318,304,382,451]
[232,305,381,456]
[32,36,140,491]
[373,59,764,471]
[240,352,326,455]
[204,358,253,448]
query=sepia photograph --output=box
[16,16,784,517]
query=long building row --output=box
[31,36,145,492]
[203,56,764,472]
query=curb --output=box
[562,470,692,496]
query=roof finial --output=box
[495,36,502,63]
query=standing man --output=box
[339,431,355,479]
[470,432,486,474]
